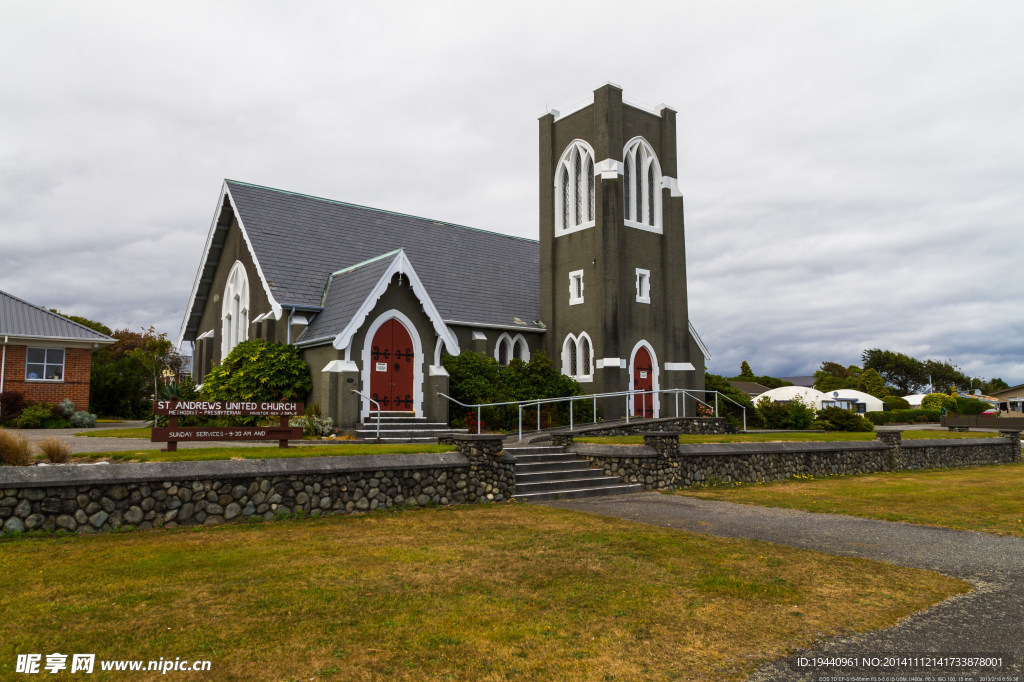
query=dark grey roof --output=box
[0,289,114,342]
[298,251,401,346]
[225,180,540,329]
[779,376,816,388]
[728,380,769,396]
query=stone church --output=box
[178,84,707,428]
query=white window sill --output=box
[569,298,584,306]
[624,219,662,234]
[25,378,65,383]
[636,297,650,304]
[556,220,596,237]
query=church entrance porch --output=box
[369,317,416,413]
[628,341,660,419]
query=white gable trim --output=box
[331,250,460,355]
[177,182,282,347]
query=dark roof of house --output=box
[225,180,541,332]
[728,380,770,396]
[779,375,816,388]
[299,250,401,346]
[0,289,114,343]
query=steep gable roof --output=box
[0,290,114,343]
[226,180,540,327]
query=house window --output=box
[561,332,594,382]
[569,270,584,306]
[494,333,530,366]
[622,137,662,232]
[25,348,65,381]
[635,268,651,303]
[554,140,597,234]
[221,260,250,358]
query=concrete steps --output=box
[356,412,466,443]
[506,445,644,501]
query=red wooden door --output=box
[369,319,415,412]
[632,346,654,418]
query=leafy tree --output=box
[49,309,112,336]
[922,359,971,394]
[738,361,755,379]
[862,349,926,395]
[983,378,1009,393]
[201,339,312,403]
[882,395,911,410]
[90,327,176,418]
[819,361,852,379]
[705,372,764,427]
[855,368,889,399]
[127,326,181,401]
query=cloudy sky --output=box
[1,1,1021,384]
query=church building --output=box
[178,84,707,428]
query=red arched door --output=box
[370,319,415,412]
[632,346,654,418]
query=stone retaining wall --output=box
[570,430,1022,490]
[558,417,734,439]
[0,435,512,535]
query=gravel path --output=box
[545,492,1024,679]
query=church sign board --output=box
[151,400,303,451]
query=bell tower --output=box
[538,83,706,418]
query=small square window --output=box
[635,268,651,304]
[26,347,65,381]
[569,270,584,306]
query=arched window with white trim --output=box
[554,140,597,234]
[623,137,662,231]
[494,333,512,366]
[511,335,529,363]
[560,332,593,382]
[221,260,250,358]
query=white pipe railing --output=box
[351,390,381,442]
[438,388,745,441]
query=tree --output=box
[861,349,926,395]
[922,359,971,394]
[49,309,112,336]
[126,326,181,402]
[90,327,178,418]
[921,392,957,412]
[738,361,755,379]
[856,368,889,399]
[983,378,1009,393]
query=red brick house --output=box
[0,289,114,413]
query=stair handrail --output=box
[351,390,381,442]
[438,388,739,440]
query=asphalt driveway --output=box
[545,492,1024,679]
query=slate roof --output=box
[298,250,402,346]
[225,180,541,332]
[728,380,770,397]
[0,289,114,342]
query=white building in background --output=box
[821,389,885,413]
[903,394,928,408]
[753,386,828,410]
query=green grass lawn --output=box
[578,430,1004,445]
[677,462,1024,537]
[76,426,152,438]
[67,443,456,463]
[0,504,966,680]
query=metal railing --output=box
[438,388,748,440]
[351,390,381,442]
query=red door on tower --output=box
[369,319,415,412]
[632,346,654,418]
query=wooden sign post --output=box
[151,400,304,452]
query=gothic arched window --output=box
[622,137,662,231]
[561,332,593,382]
[554,140,597,234]
[221,260,250,359]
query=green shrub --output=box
[202,339,312,404]
[921,393,957,412]
[882,395,910,411]
[756,396,816,430]
[57,398,76,418]
[865,412,888,425]
[807,419,829,431]
[443,351,589,431]
[816,407,874,432]
[70,411,98,428]
[705,373,764,428]
[0,427,32,466]
[13,403,70,429]
[877,408,940,424]
[953,397,992,416]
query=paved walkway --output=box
[545,492,1024,679]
